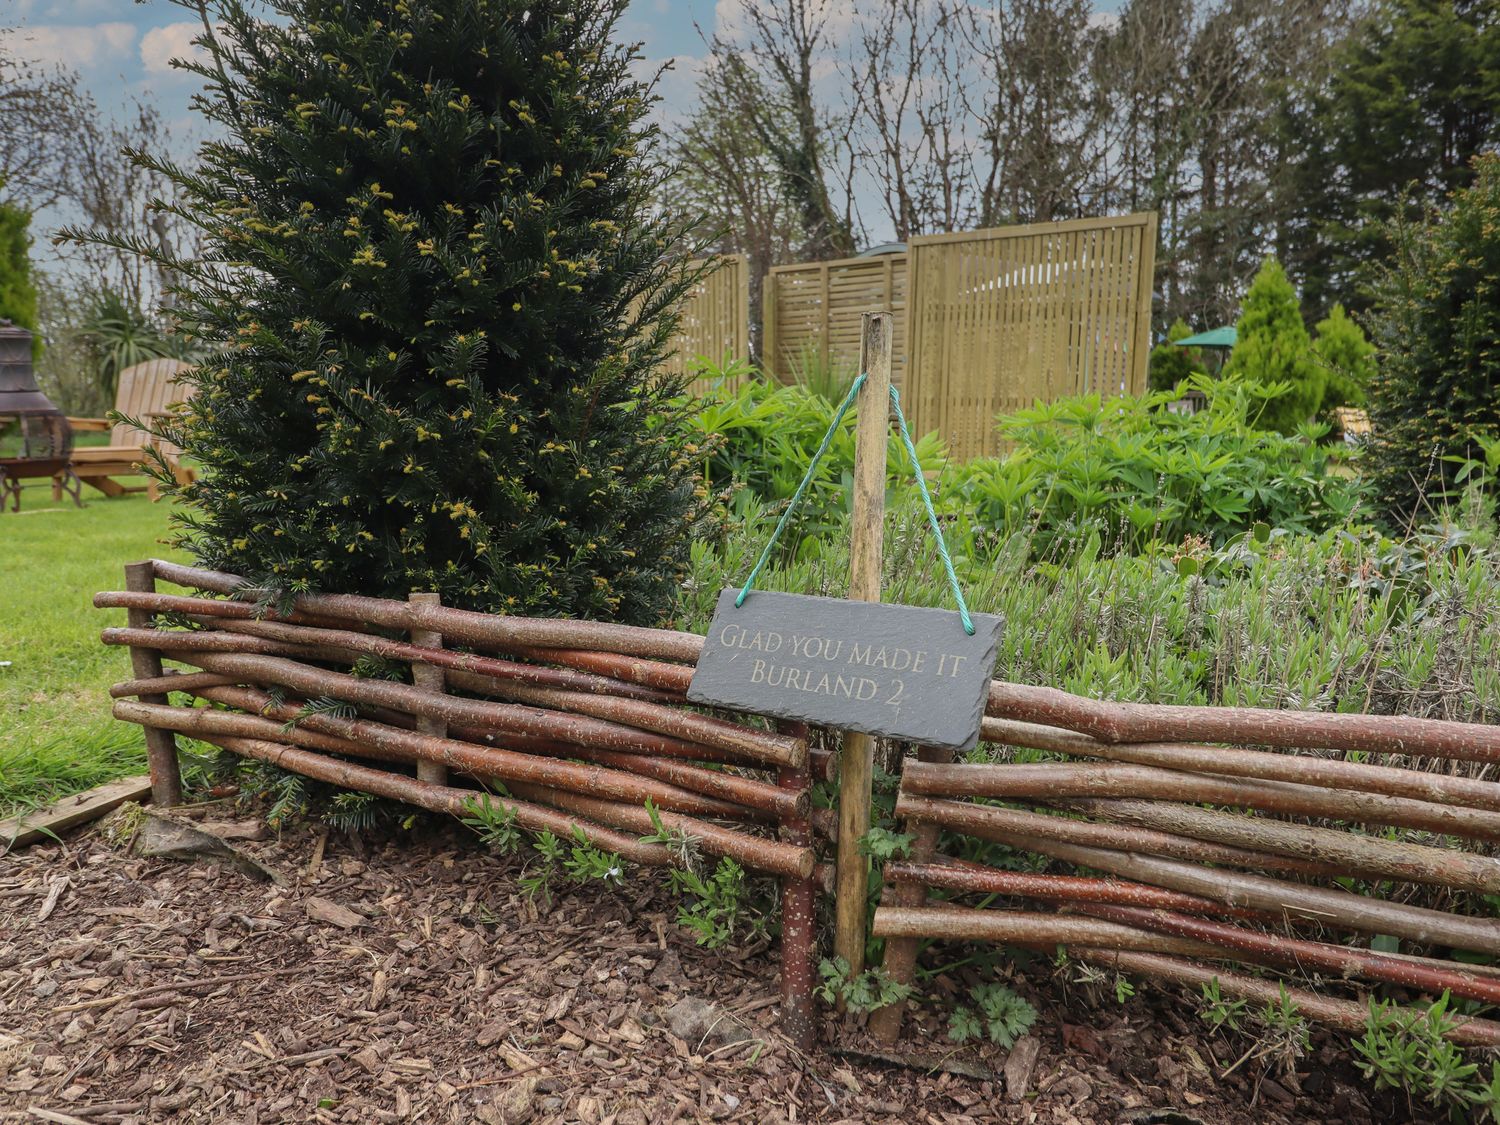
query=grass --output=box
[0,481,185,816]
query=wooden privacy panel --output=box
[763,255,908,388]
[660,255,750,396]
[905,213,1157,460]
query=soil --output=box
[0,810,1439,1124]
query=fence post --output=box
[777,720,816,1050]
[768,271,780,381]
[408,592,448,785]
[832,311,893,981]
[868,745,953,1041]
[124,561,183,806]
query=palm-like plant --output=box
[78,287,190,404]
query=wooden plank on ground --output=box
[1,775,152,852]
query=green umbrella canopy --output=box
[1173,326,1237,349]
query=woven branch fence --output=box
[868,708,1500,1048]
[101,561,1500,1051]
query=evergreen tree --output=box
[1147,317,1208,393]
[1223,258,1323,433]
[1366,155,1500,527]
[0,200,41,359]
[1278,0,1500,315]
[70,0,712,622]
[1311,303,1376,415]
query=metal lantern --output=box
[0,320,79,511]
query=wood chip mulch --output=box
[0,812,1434,1123]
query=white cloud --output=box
[0,21,136,71]
[140,21,207,77]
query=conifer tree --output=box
[1311,303,1376,416]
[1223,258,1323,434]
[0,200,41,359]
[1367,155,1500,527]
[72,0,712,622]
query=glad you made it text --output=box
[716,622,971,707]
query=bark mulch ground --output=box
[0,810,1433,1124]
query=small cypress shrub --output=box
[68,0,712,623]
[0,201,41,359]
[1223,258,1323,434]
[1146,317,1207,393]
[1366,155,1500,527]
[1311,303,1376,416]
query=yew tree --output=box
[90,0,711,622]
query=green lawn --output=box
[0,483,186,815]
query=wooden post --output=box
[832,311,893,980]
[868,745,953,1040]
[777,721,816,1050]
[408,592,448,786]
[123,561,183,806]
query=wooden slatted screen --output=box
[660,255,751,396]
[762,255,908,388]
[904,213,1157,460]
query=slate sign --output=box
[688,588,1003,752]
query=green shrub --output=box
[0,201,40,359]
[1311,303,1376,415]
[1146,317,1207,392]
[950,382,1363,554]
[1366,154,1500,530]
[69,0,710,621]
[684,372,947,549]
[1223,257,1324,433]
[79,287,188,407]
[1355,992,1500,1121]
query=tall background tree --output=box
[1366,155,1500,528]
[67,0,714,622]
[688,0,1494,335]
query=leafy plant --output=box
[682,371,947,547]
[1355,991,1500,1120]
[78,286,186,405]
[947,982,1038,1047]
[321,790,391,833]
[953,381,1363,553]
[815,956,914,1013]
[1199,977,1249,1035]
[461,793,522,855]
[670,857,772,949]
[639,797,702,871]
[859,826,914,861]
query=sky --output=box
[2,0,719,140]
[2,0,720,265]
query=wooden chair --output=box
[68,358,196,500]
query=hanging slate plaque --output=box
[687,588,1002,752]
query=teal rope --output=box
[733,373,976,638]
[888,385,975,635]
[735,374,867,608]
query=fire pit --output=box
[0,320,80,512]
